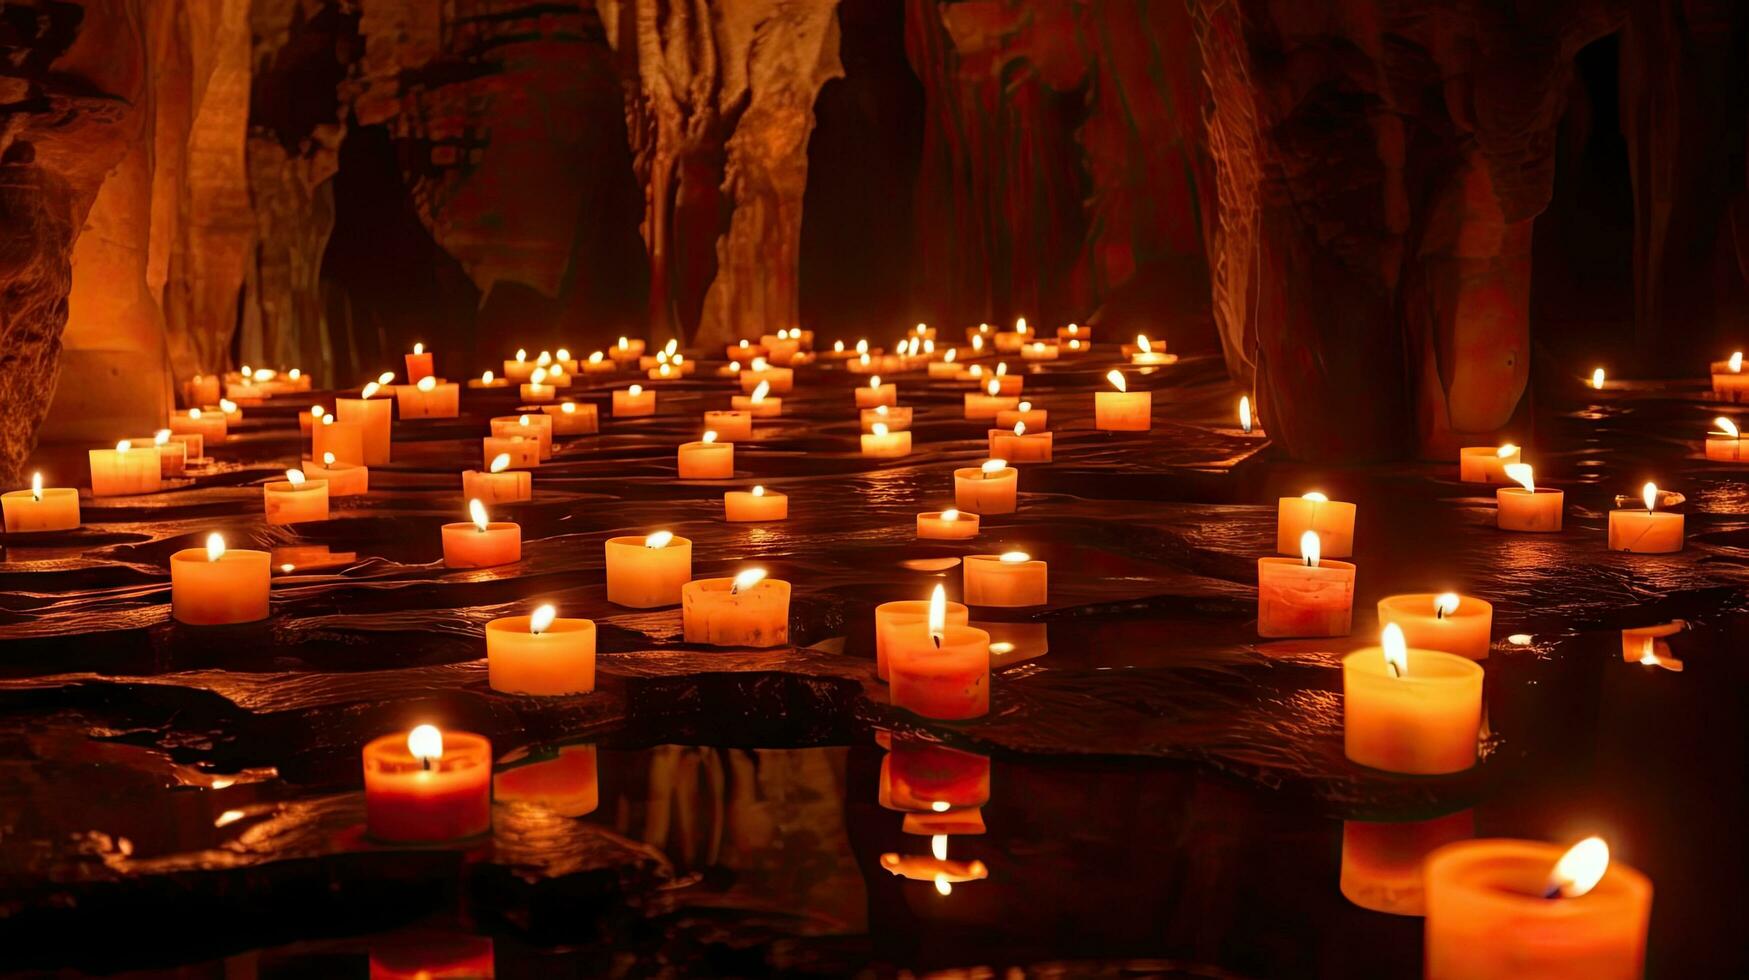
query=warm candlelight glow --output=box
[982,459,1007,476]
[1505,462,1535,492]
[752,485,765,497]
[407,724,443,763]
[469,498,489,532]
[1013,420,1026,436]
[206,532,225,561]
[1000,550,1031,563]
[617,337,629,350]
[872,422,889,437]
[537,350,553,366]
[927,584,947,644]
[562,401,577,414]
[1714,416,1739,438]
[323,452,336,466]
[516,348,528,362]
[629,384,643,397]
[361,382,381,399]
[856,339,868,354]
[1732,351,1743,373]
[189,408,202,419]
[869,374,881,389]
[376,372,394,385]
[751,380,770,403]
[931,833,948,860]
[941,508,959,521]
[116,439,131,453]
[1137,335,1151,354]
[310,405,324,419]
[731,568,767,593]
[589,351,604,364]
[1591,367,1605,389]
[935,875,952,896]
[1642,481,1658,511]
[986,378,1001,396]
[285,468,305,486]
[996,361,1008,376]
[417,375,437,392]
[1545,836,1609,898]
[1239,395,1253,433]
[529,604,556,634]
[489,453,511,474]
[482,370,495,384]
[1106,369,1126,392]
[1382,623,1408,678]
[31,472,42,501]
[1302,490,1328,502]
[701,430,719,443]
[1300,529,1321,568]
[1639,637,1658,666]
[1015,316,1027,334]
[1433,592,1460,619]
[944,347,957,363]
[645,530,674,549]
[531,367,548,384]
[413,342,424,355]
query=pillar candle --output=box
[1496,464,1563,532]
[613,384,656,417]
[1378,593,1493,661]
[491,414,553,459]
[1096,370,1152,431]
[856,377,897,408]
[1710,353,1748,401]
[463,454,531,503]
[988,422,1051,462]
[403,343,434,382]
[170,407,227,445]
[741,366,793,394]
[182,374,221,407]
[171,534,271,625]
[141,432,186,477]
[362,726,492,843]
[1340,811,1474,916]
[165,431,204,462]
[724,485,787,522]
[605,531,692,607]
[1276,492,1357,557]
[964,380,1020,420]
[1257,533,1355,637]
[543,400,599,435]
[681,570,791,647]
[336,385,392,465]
[1460,444,1521,483]
[861,423,911,458]
[396,376,458,419]
[1424,838,1651,980]
[482,435,540,470]
[442,500,521,568]
[1704,416,1743,460]
[89,441,161,497]
[1607,483,1683,553]
[888,622,991,720]
[995,402,1047,431]
[303,453,369,496]
[312,415,366,466]
[963,551,1047,607]
[677,433,734,478]
[917,508,978,540]
[2,474,80,532]
[862,405,913,432]
[873,597,971,682]
[263,470,329,525]
[731,381,780,417]
[953,461,1018,515]
[1342,625,1483,774]
[486,606,596,696]
[1058,324,1090,343]
[704,410,753,441]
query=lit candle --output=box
[613,383,656,417]
[1340,810,1474,916]
[1342,624,1483,774]
[1607,481,1683,553]
[441,499,521,569]
[857,374,897,408]
[124,430,183,478]
[1496,463,1563,532]
[927,348,961,379]
[491,413,552,460]
[1095,370,1151,431]
[542,400,598,435]
[404,341,434,382]
[462,452,531,503]
[1239,395,1255,434]
[299,404,326,436]
[1710,350,1748,401]
[681,568,791,647]
[1459,443,1521,483]
[1021,339,1059,361]
[503,348,535,380]
[703,409,753,442]
[1425,837,1651,980]
[165,430,204,462]
[396,374,459,419]
[520,366,555,403]
[861,404,912,433]
[581,350,616,375]
[182,373,221,407]
[312,414,366,466]
[170,406,227,446]
[994,317,1028,353]
[1129,334,1174,366]
[740,361,794,394]
[610,337,646,363]
[1591,366,1607,390]
[874,588,971,681]
[988,420,1051,462]
[171,532,271,625]
[964,377,1020,419]
[1057,323,1089,342]
[887,585,992,719]
[89,439,161,497]
[211,398,244,424]
[2,472,80,532]
[303,451,368,496]
[917,507,978,540]
[481,434,540,470]
[605,530,692,607]
[995,400,1047,431]
[1257,530,1355,637]
[486,603,596,696]
[989,362,1023,395]
[467,369,510,390]
[335,382,392,464]
[1378,592,1493,661]
[727,339,768,361]
[362,725,492,842]
[730,379,780,417]
[677,430,734,479]
[724,484,788,522]
[954,459,1017,514]
[1276,491,1356,557]
[860,421,912,458]
[963,550,1047,607]
[1704,416,1743,461]
[263,468,329,525]
[494,743,598,817]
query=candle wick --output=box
[1541,882,1563,900]
[1385,661,1401,679]
[421,756,431,771]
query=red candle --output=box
[403,342,434,382]
[362,725,491,842]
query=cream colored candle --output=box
[503,349,535,380]
[491,414,552,459]
[171,533,271,625]
[605,530,691,607]
[362,726,492,843]
[1459,443,1521,483]
[613,384,656,417]
[441,499,521,568]
[263,468,329,525]
[964,378,1020,419]
[857,375,897,408]
[953,459,1018,514]
[887,588,990,719]
[1342,624,1483,774]
[170,406,227,446]
[740,364,794,394]
[731,380,781,417]
[336,383,393,465]
[542,400,599,435]
[312,414,365,466]
[874,592,970,681]
[1275,491,1356,557]
[1607,482,1683,553]
[988,421,1051,462]
[304,452,368,496]
[610,337,646,362]
[1257,532,1355,637]
[704,410,753,441]
[468,370,510,390]
[89,440,161,497]
[724,484,787,522]
[1496,463,1563,532]
[963,551,1047,607]
[995,401,1047,431]
[917,507,978,539]
[678,431,734,479]
[1096,370,1151,431]
[520,367,556,403]
[482,435,540,470]
[861,422,912,458]
[861,404,912,433]
[463,453,531,503]
[396,375,459,419]
[681,569,790,647]
[486,605,596,696]
[2,473,80,532]
[1378,592,1493,661]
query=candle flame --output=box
[1382,623,1408,678]
[1639,637,1658,666]
[253,368,273,382]
[1434,592,1460,618]
[832,340,844,353]
[557,347,571,362]
[189,408,202,419]
[856,339,869,354]
[562,401,577,414]
[935,875,953,896]
[1239,396,1252,433]
[530,604,556,634]
[311,405,325,419]
[645,530,673,549]
[377,372,395,386]
[1106,370,1127,393]
[932,833,948,860]
[206,532,225,561]
[869,375,881,389]
[986,378,1001,396]
[285,468,306,486]
[969,365,983,378]
[516,348,528,362]
[729,360,742,373]
[617,337,629,350]
[874,404,889,417]
[116,439,131,452]
[981,459,1006,476]
[1137,335,1152,354]
[413,342,424,355]
[1497,443,1518,458]
[417,375,437,392]
[1300,530,1320,567]
[915,322,927,334]
[658,364,672,377]
[731,568,767,593]
[407,724,443,763]
[872,422,889,437]
[469,498,489,532]
[664,339,678,356]
[537,350,552,366]
[996,361,1008,376]
[944,348,957,363]
[1302,491,1328,502]
[361,382,381,399]
[31,472,42,501]
[589,351,604,364]
[321,415,333,426]
[323,452,336,466]
[1732,352,1743,373]
[154,429,170,445]
[489,453,511,474]
[1013,420,1026,436]
[1505,462,1535,493]
[518,414,531,427]
[1591,367,1605,389]
[482,370,496,383]
[1642,482,1658,511]
[928,583,946,640]
[1000,551,1030,563]
[1015,317,1027,334]
[220,399,238,414]
[1018,400,1031,412]
[701,430,718,444]
[288,368,301,380]
[531,367,548,384]
[629,384,644,397]
[972,335,985,351]
[1714,417,1739,438]
[1545,837,1609,899]
[751,380,770,403]
[752,485,765,497]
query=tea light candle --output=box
[482,435,540,470]
[1711,351,1748,401]
[441,499,521,568]
[542,400,599,435]
[210,398,244,424]
[130,430,184,478]
[170,407,227,445]
[463,453,531,503]
[917,507,978,539]
[605,530,691,607]
[741,364,794,395]
[727,340,768,361]
[861,422,912,458]
[298,405,326,436]
[963,551,1047,606]
[165,431,204,462]
[468,370,510,390]
[953,459,1017,515]
[1607,482,1683,553]
[988,421,1051,462]
[486,604,596,696]
[303,451,368,496]
[1095,370,1151,430]
[183,373,221,407]
[502,349,535,380]
[856,375,897,408]
[1497,463,1564,532]
[397,375,459,418]
[874,591,971,681]
[1021,340,1059,361]
[731,380,781,417]
[1276,491,1356,557]
[89,440,161,497]
[404,342,434,382]
[1339,811,1474,916]
[964,378,1020,419]
[1378,592,1493,661]
[678,431,734,479]
[491,414,552,460]
[927,351,962,379]
[613,384,656,417]
[263,468,329,525]
[610,337,646,362]
[581,351,616,375]
[681,568,791,647]
[1257,531,1355,637]
[995,401,1047,431]
[1342,624,1483,774]
[725,484,787,522]
[362,725,492,842]
[1459,443,1521,483]
[520,367,555,403]
[171,533,271,624]
[311,415,365,466]
[337,383,393,464]
[704,410,753,442]
[887,586,991,719]
[1129,335,1174,366]
[1704,416,1743,460]
[2,473,80,532]
[1425,837,1651,980]
[989,365,1023,395]
[1120,336,1162,357]
[861,404,912,432]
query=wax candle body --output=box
[856,384,897,408]
[874,599,970,680]
[170,411,227,445]
[441,522,521,568]
[490,415,553,459]
[725,489,788,522]
[171,547,271,624]
[1711,361,1749,401]
[264,479,329,524]
[610,339,646,361]
[995,407,1048,430]
[994,331,1026,353]
[1342,646,1483,774]
[1095,391,1151,430]
[404,350,434,382]
[482,437,540,470]
[988,429,1052,462]
[1459,447,1520,483]
[677,440,734,479]
[730,393,782,417]
[138,438,186,477]
[182,375,221,407]
[927,360,961,378]
[2,488,81,532]
[963,554,1048,607]
[1378,594,1493,661]
[953,466,1017,514]
[861,407,913,432]
[887,624,991,720]
[1276,497,1357,557]
[303,458,368,496]
[741,368,794,394]
[1496,488,1564,532]
[337,397,392,464]
[605,535,692,607]
[1340,811,1474,916]
[89,447,161,496]
[1607,509,1683,553]
[1424,839,1652,980]
[1256,557,1356,637]
[468,374,511,389]
[503,358,537,380]
[704,410,753,441]
[362,732,492,842]
[861,429,912,458]
[1021,341,1059,361]
[1704,433,1744,461]
[882,741,991,810]
[917,510,979,539]
[494,743,599,817]
[166,432,204,461]
[519,383,555,403]
[396,381,458,419]
[487,615,596,695]
[681,577,791,647]
[613,388,656,417]
[462,468,530,503]
[312,419,366,465]
[543,402,599,435]
[964,393,1020,419]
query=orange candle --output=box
[887,586,991,719]
[182,373,221,407]
[502,349,535,380]
[1379,592,1493,661]
[1710,351,1748,401]
[467,370,510,390]
[856,375,897,408]
[882,739,991,810]
[336,383,393,465]
[724,484,787,522]
[861,404,912,432]
[917,507,978,540]
[397,375,459,419]
[1460,444,1521,483]
[963,551,1047,607]
[1095,370,1151,430]
[610,337,646,363]
[312,415,366,466]
[861,422,912,458]
[613,384,656,417]
[1340,810,1474,916]
[171,533,271,625]
[1129,335,1174,365]
[704,410,753,442]
[1276,491,1356,557]
[298,405,326,436]
[1704,416,1743,460]
[403,342,434,382]
[146,430,186,477]
[441,499,521,569]
[953,459,1017,514]
[170,406,227,446]
[1496,463,1563,532]
[1607,482,1683,553]
[494,743,599,817]
[681,568,790,647]
[605,530,691,607]
[677,431,734,479]
[988,420,1051,462]
[1021,339,1059,361]
[964,378,1020,419]
[362,725,491,843]
[303,451,369,496]
[210,397,244,424]
[2,472,81,532]
[491,414,552,460]
[1425,837,1651,980]
[463,453,531,503]
[89,440,161,497]
[1257,532,1355,637]
[486,604,596,696]
[263,468,329,525]
[542,400,598,436]
[1342,624,1483,774]
[874,593,970,681]
[995,401,1047,431]
[731,380,781,417]
[520,367,556,403]
[740,364,793,394]
[165,431,204,462]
